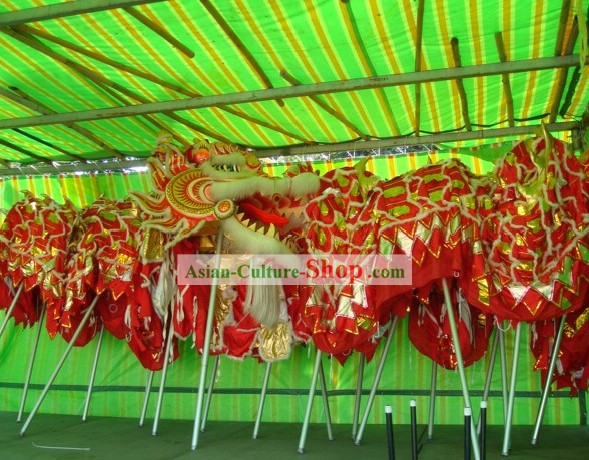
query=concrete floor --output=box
[1,412,588,459]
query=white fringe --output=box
[243,270,283,328]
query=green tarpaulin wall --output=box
[0,148,583,426]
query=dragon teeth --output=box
[266,223,276,238]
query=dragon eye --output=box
[195,148,210,164]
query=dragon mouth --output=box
[235,197,290,240]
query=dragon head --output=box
[131,133,321,254]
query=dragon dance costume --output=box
[1,134,588,392]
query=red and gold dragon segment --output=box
[1,133,589,392]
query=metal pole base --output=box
[19,296,99,436]
[318,358,334,441]
[200,354,220,433]
[139,371,155,427]
[531,315,567,445]
[17,307,45,423]
[191,234,224,450]
[297,349,323,454]
[253,362,273,440]
[355,316,399,446]
[441,279,480,460]
[500,322,523,456]
[352,353,365,440]
[152,317,176,436]
[82,327,104,422]
[427,361,437,440]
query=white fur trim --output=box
[209,172,320,201]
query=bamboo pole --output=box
[0,0,166,27]
[494,32,515,127]
[199,0,283,107]
[450,37,472,131]
[94,81,188,147]
[280,70,368,140]
[2,27,228,145]
[10,28,309,142]
[549,18,579,122]
[123,6,195,58]
[1,86,124,159]
[554,0,572,56]
[0,138,53,165]
[12,128,87,162]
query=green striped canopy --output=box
[0,0,587,168]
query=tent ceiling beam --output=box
[494,32,515,127]
[0,158,145,176]
[0,86,125,160]
[0,121,578,176]
[7,30,305,142]
[5,26,227,147]
[254,121,579,158]
[0,0,167,27]
[123,6,194,58]
[0,54,583,131]
[199,0,284,107]
[95,81,189,147]
[340,1,401,136]
[0,137,53,165]
[12,23,190,95]
[3,27,133,158]
[413,0,425,136]
[11,127,87,162]
[279,69,369,140]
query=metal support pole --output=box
[352,353,365,440]
[152,314,175,436]
[0,284,24,339]
[498,324,508,425]
[19,296,99,436]
[465,407,472,460]
[410,400,418,460]
[477,328,499,434]
[441,279,480,460]
[500,321,522,456]
[355,316,399,445]
[16,307,45,423]
[480,401,487,460]
[139,371,155,427]
[200,354,220,432]
[531,314,567,445]
[82,326,104,422]
[427,361,437,440]
[318,357,334,441]
[191,233,224,450]
[297,349,323,454]
[253,361,273,439]
[385,405,395,460]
